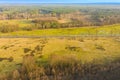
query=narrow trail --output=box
[0,35,120,38]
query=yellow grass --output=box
[0,37,120,74]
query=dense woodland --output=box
[0,4,120,33]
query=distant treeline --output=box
[0,5,120,33]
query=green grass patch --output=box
[0,24,120,36]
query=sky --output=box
[0,0,120,3]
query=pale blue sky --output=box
[0,0,120,3]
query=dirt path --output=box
[0,35,120,38]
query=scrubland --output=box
[0,37,120,80]
[0,4,120,80]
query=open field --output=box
[0,20,33,27]
[0,37,120,79]
[0,3,120,80]
[0,14,120,80]
[0,22,120,36]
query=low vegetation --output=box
[0,4,120,80]
[0,23,120,36]
[0,37,120,80]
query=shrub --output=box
[24,48,31,53]
[22,55,36,73]
[1,55,120,80]
[22,26,34,31]
[78,38,84,42]
[0,58,7,61]
[95,44,105,51]
[12,70,20,80]
[34,45,40,51]
[0,57,13,62]
[65,45,82,51]
[8,57,14,62]
[0,23,19,33]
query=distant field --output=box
[0,23,120,36]
[0,19,34,27]
[0,37,120,74]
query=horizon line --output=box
[0,2,120,4]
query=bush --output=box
[0,57,13,62]
[8,57,14,62]
[24,48,31,53]
[78,38,84,42]
[95,44,105,51]
[12,70,20,80]
[22,26,34,31]
[0,23,19,33]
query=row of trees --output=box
[0,19,91,33]
[0,6,120,26]
[0,6,120,33]
[0,19,120,34]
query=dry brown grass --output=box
[0,37,120,79]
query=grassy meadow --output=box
[0,4,120,80]
[0,20,120,80]
[0,20,120,36]
[0,37,120,79]
[0,21,120,80]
